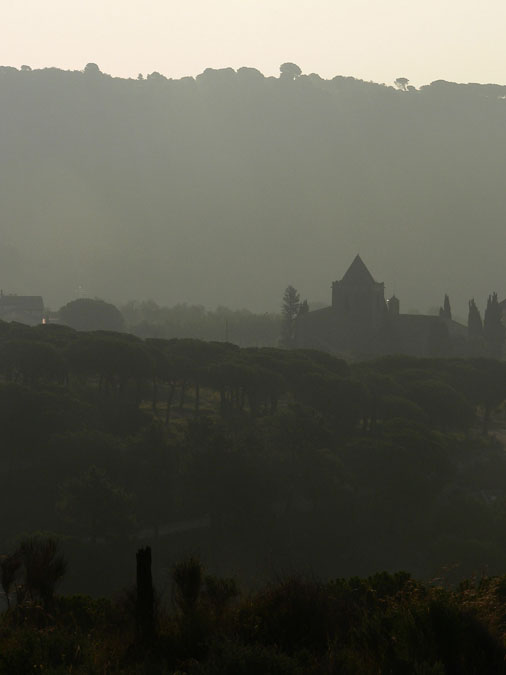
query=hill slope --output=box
[2,65,506,314]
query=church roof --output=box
[341,255,377,285]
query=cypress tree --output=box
[484,292,505,359]
[468,299,483,338]
[439,294,452,320]
[280,285,300,348]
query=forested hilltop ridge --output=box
[2,63,506,313]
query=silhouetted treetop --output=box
[394,77,409,91]
[59,299,124,332]
[280,62,302,80]
[84,62,101,75]
[439,294,452,320]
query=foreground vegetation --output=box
[2,546,506,674]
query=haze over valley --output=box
[2,63,506,316]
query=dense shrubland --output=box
[1,551,506,673]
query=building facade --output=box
[0,293,44,326]
[295,256,468,358]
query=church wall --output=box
[297,257,471,360]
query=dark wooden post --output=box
[135,546,155,642]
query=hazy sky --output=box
[2,0,506,86]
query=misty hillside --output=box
[1,64,506,314]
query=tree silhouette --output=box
[84,62,101,75]
[172,556,203,615]
[59,298,124,332]
[468,299,483,337]
[135,547,155,642]
[18,537,67,609]
[0,339,66,385]
[468,358,506,433]
[394,77,409,91]
[484,292,505,359]
[280,63,302,80]
[0,553,21,608]
[439,294,452,320]
[280,286,300,348]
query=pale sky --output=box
[2,0,506,86]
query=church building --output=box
[295,255,468,358]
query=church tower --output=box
[331,255,387,333]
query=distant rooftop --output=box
[0,294,44,309]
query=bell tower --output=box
[332,255,387,333]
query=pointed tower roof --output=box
[340,255,376,285]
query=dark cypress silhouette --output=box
[468,299,483,338]
[484,292,505,359]
[439,294,452,320]
[135,547,155,643]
